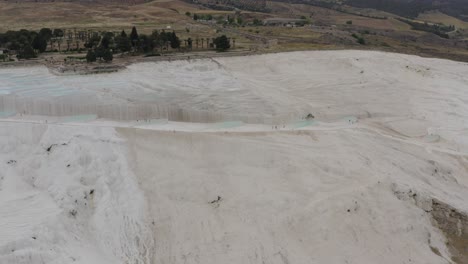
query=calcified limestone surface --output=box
[0,50,467,264]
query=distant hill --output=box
[270,0,468,21]
[345,0,468,21]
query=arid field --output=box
[0,50,467,264]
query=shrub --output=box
[86,50,96,62]
[102,49,113,62]
[351,33,366,45]
[253,18,262,26]
[357,37,366,45]
[213,35,231,51]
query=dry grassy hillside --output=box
[418,11,468,29]
[0,0,198,32]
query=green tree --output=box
[94,46,105,59]
[169,31,181,49]
[102,49,113,62]
[151,30,163,51]
[18,44,36,59]
[139,34,154,53]
[85,35,101,49]
[130,26,139,47]
[115,35,131,52]
[53,29,64,38]
[8,41,21,51]
[213,35,230,51]
[187,37,193,49]
[39,28,53,41]
[357,37,366,45]
[86,49,97,62]
[32,35,48,53]
[253,18,262,26]
[101,32,114,49]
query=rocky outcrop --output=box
[392,184,468,264]
[431,199,468,264]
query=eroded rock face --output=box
[391,184,468,263]
[431,199,468,264]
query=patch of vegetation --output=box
[380,42,391,47]
[17,44,36,59]
[0,29,50,59]
[253,18,263,26]
[197,3,234,11]
[0,54,9,62]
[83,26,182,63]
[193,13,213,21]
[206,0,268,12]
[351,33,366,45]
[86,50,96,62]
[396,18,454,39]
[213,35,231,51]
[143,53,162,57]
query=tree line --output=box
[86,27,230,62]
[0,26,232,62]
[85,27,183,62]
[396,18,454,39]
[0,28,64,59]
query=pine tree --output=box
[130,27,139,47]
[170,31,180,49]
